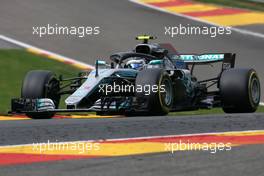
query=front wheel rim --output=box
[250,77,260,105]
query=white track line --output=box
[0,35,94,70]
[1,129,264,148]
[129,0,264,39]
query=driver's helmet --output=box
[126,59,145,70]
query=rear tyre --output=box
[220,68,260,113]
[21,70,60,119]
[135,68,173,115]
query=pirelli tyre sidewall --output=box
[136,68,173,115]
[158,73,173,113]
[21,70,60,119]
[220,68,260,113]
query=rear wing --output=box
[179,53,236,70]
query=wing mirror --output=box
[95,60,111,77]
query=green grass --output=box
[194,0,264,11]
[0,49,80,115]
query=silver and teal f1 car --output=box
[11,35,261,119]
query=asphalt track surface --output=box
[0,0,264,175]
[1,114,264,176]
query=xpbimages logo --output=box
[32,24,100,38]
[165,24,232,38]
[98,82,166,95]
[32,140,100,154]
[164,140,232,154]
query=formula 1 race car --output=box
[11,35,261,119]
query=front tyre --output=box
[21,70,60,119]
[220,68,260,113]
[135,68,173,115]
